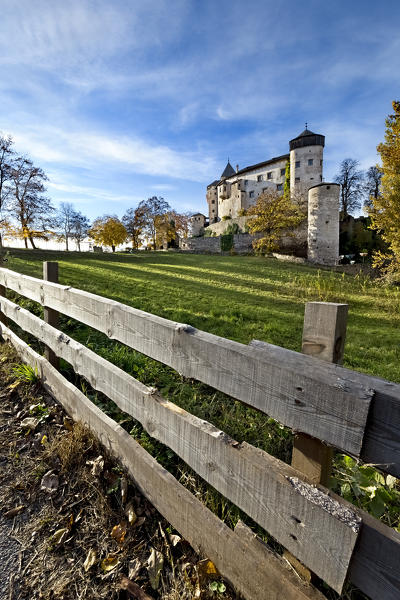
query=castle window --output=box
[280,168,285,176]
[295,177,300,183]
[320,160,323,166]
[249,191,254,198]
[267,172,272,180]
[277,184,283,191]
[257,175,263,182]
[295,161,300,168]
[308,159,314,166]
[211,200,215,204]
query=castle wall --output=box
[307,183,340,266]
[217,157,288,219]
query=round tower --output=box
[307,183,340,266]
[289,128,325,199]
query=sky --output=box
[0,0,399,220]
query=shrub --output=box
[221,215,232,221]
[220,233,234,251]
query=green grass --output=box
[5,248,400,382]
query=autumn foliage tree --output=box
[247,190,305,253]
[369,100,400,278]
[122,206,146,249]
[89,215,127,252]
[137,196,171,249]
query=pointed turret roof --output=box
[221,161,235,178]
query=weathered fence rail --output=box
[0,264,399,600]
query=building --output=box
[206,127,325,223]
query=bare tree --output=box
[0,135,15,248]
[334,158,364,217]
[70,212,90,251]
[57,202,76,250]
[8,157,54,249]
[363,165,382,210]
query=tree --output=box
[122,206,146,249]
[57,202,76,251]
[283,160,290,200]
[364,165,382,210]
[70,212,90,252]
[0,135,15,248]
[7,157,54,249]
[155,212,176,248]
[172,211,191,240]
[138,196,171,249]
[369,100,400,278]
[246,190,305,253]
[88,215,127,252]
[334,158,364,217]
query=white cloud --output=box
[10,124,217,183]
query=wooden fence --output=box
[0,262,399,600]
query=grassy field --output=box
[2,249,400,599]
[4,248,400,382]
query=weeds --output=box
[12,362,39,384]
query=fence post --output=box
[292,301,348,485]
[285,301,348,579]
[43,262,59,369]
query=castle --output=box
[206,127,325,223]
[186,127,340,265]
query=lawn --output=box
[4,248,400,383]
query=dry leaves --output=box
[40,470,59,493]
[83,548,97,572]
[146,547,164,590]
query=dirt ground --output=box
[0,342,236,600]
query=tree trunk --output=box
[29,235,36,249]
[0,232,3,248]
[66,236,69,251]
[24,237,28,249]
[112,245,116,252]
[77,241,81,252]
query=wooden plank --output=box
[0,324,325,600]
[43,262,59,368]
[292,302,348,486]
[0,268,373,458]
[0,296,361,592]
[0,257,7,327]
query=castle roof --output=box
[290,128,325,151]
[236,154,289,177]
[221,161,236,178]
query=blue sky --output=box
[0,0,399,220]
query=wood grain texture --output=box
[292,302,348,486]
[301,302,348,365]
[0,268,373,458]
[43,262,59,368]
[0,296,361,592]
[0,324,325,600]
